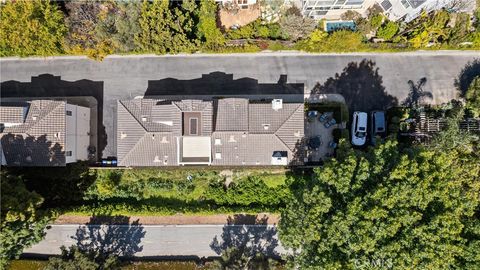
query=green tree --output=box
[279,10,316,41]
[95,1,142,53]
[135,0,173,54]
[135,0,195,54]
[465,76,480,117]
[197,0,225,49]
[0,172,51,268]
[280,140,480,269]
[173,0,199,46]
[408,10,451,48]
[44,245,120,270]
[0,0,66,57]
[65,0,114,59]
[377,20,399,40]
[369,14,384,30]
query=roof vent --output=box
[32,115,38,121]
[229,135,236,142]
[272,99,283,111]
[263,124,270,130]
[141,116,147,122]
[294,130,301,137]
[154,155,161,162]
[120,132,127,139]
[163,156,168,165]
[161,136,168,143]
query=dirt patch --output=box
[219,4,261,29]
[55,213,280,225]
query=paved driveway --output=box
[1,52,477,157]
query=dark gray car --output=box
[370,111,386,145]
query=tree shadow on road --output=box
[310,59,398,112]
[72,215,146,258]
[210,214,281,269]
[402,77,433,109]
[455,58,480,97]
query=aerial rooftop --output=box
[117,97,305,167]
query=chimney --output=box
[272,99,283,111]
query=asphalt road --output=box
[23,224,285,258]
[1,52,478,157]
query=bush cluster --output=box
[204,177,288,207]
[79,169,290,214]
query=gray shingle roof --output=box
[0,100,66,166]
[117,97,304,166]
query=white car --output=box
[351,111,367,146]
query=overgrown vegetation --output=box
[280,135,480,269]
[1,0,478,59]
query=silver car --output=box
[351,112,367,146]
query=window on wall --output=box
[66,151,72,156]
[66,110,72,116]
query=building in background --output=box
[378,0,457,22]
[301,0,377,20]
[0,99,91,166]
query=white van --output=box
[351,112,367,146]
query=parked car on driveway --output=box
[370,111,386,145]
[351,111,367,146]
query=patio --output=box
[303,111,338,163]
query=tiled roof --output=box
[0,100,66,166]
[0,105,28,124]
[117,97,304,166]
[248,103,302,134]
[214,98,248,131]
[211,132,290,166]
[117,99,213,166]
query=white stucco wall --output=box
[65,104,90,163]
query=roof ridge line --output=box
[275,103,303,133]
[118,100,147,132]
[119,132,150,166]
[275,104,303,151]
[27,101,65,135]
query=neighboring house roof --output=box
[117,97,305,166]
[0,100,66,166]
